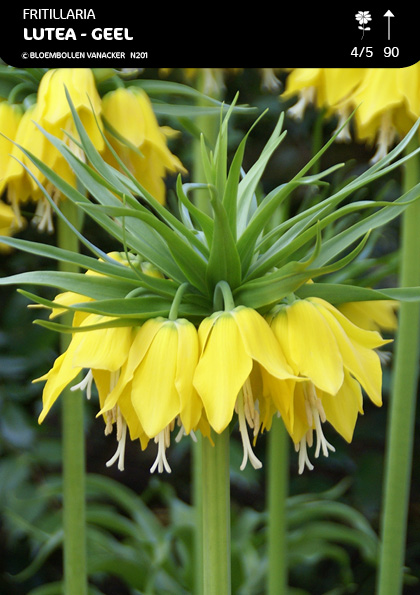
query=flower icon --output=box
[355,11,372,38]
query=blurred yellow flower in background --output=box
[351,65,420,161]
[281,64,420,161]
[0,199,20,251]
[101,86,186,204]
[2,68,105,231]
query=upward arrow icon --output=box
[384,10,394,40]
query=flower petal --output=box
[35,340,82,423]
[314,300,386,406]
[99,319,164,414]
[320,370,364,443]
[174,319,202,434]
[233,306,295,379]
[272,300,344,394]
[73,315,133,372]
[131,321,181,438]
[193,312,252,433]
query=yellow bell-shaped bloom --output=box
[267,296,391,472]
[99,317,201,438]
[282,65,420,161]
[192,305,299,470]
[0,101,23,194]
[35,313,133,424]
[269,297,390,405]
[33,251,168,471]
[101,86,186,204]
[338,299,398,332]
[193,306,297,434]
[97,316,202,473]
[3,69,104,231]
[351,65,420,161]
[0,200,21,251]
[36,67,105,152]
[2,104,46,226]
[282,67,366,141]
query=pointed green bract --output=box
[2,93,420,326]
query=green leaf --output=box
[296,281,420,304]
[236,112,287,235]
[0,236,140,283]
[311,183,420,268]
[175,178,214,245]
[206,196,242,292]
[222,109,268,240]
[233,261,312,310]
[83,205,209,293]
[0,270,137,301]
[13,138,187,282]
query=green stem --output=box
[57,199,88,595]
[213,280,235,312]
[267,415,289,595]
[192,69,223,595]
[168,282,189,320]
[201,430,231,595]
[193,69,220,215]
[377,139,420,595]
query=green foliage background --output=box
[0,68,419,594]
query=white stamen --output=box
[150,429,172,474]
[287,86,316,121]
[33,198,55,233]
[71,369,93,400]
[313,408,336,459]
[370,112,396,164]
[332,107,353,142]
[105,414,127,471]
[378,350,392,365]
[295,434,314,474]
[236,393,263,471]
[297,383,336,471]
[175,424,197,443]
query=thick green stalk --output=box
[377,139,420,595]
[201,430,231,595]
[267,415,289,594]
[57,199,88,595]
[192,69,222,594]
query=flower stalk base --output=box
[201,430,231,595]
[58,199,88,595]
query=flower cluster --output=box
[1,84,413,475]
[32,252,395,475]
[0,68,185,232]
[281,65,420,161]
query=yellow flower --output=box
[338,300,398,332]
[35,313,133,424]
[2,104,45,227]
[281,65,420,161]
[351,65,420,161]
[101,87,186,204]
[0,101,23,196]
[282,67,366,141]
[193,306,297,469]
[98,316,202,473]
[36,67,104,152]
[267,296,391,472]
[0,200,21,251]
[33,252,151,471]
[3,69,104,231]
